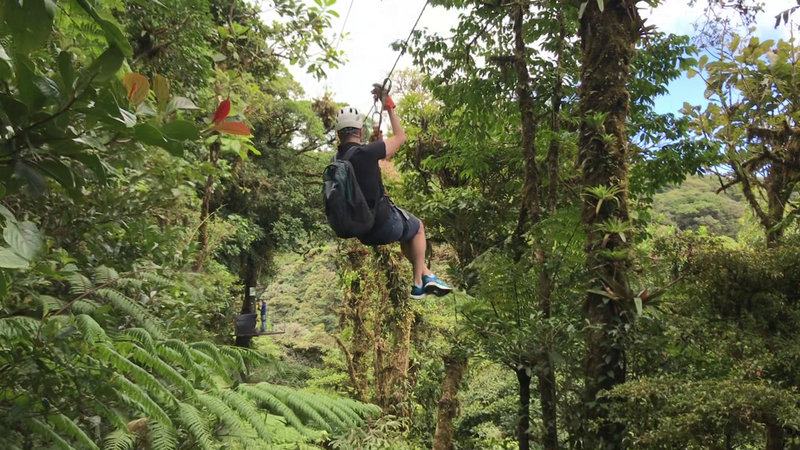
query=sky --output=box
[261,0,796,118]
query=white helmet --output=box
[334,106,364,131]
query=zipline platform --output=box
[235,329,286,337]
[233,313,285,337]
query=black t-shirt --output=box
[337,141,391,226]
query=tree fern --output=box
[75,314,109,344]
[103,429,136,450]
[195,392,253,438]
[218,346,247,373]
[190,341,230,370]
[294,391,353,431]
[112,375,173,428]
[0,316,41,340]
[120,328,157,354]
[65,272,94,295]
[237,385,314,438]
[223,390,276,443]
[48,413,100,450]
[93,266,120,285]
[156,343,208,385]
[92,403,130,432]
[34,294,65,317]
[139,272,173,289]
[176,402,217,450]
[128,343,195,396]
[146,420,177,450]
[95,288,166,340]
[28,417,75,450]
[71,299,102,315]
[254,384,328,431]
[98,343,178,405]
[190,348,231,384]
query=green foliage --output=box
[0,211,379,449]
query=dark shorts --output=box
[359,205,421,246]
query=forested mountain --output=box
[3,0,800,449]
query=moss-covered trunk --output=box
[372,246,414,415]
[335,241,372,401]
[577,0,641,447]
[432,354,468,450]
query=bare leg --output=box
[400,220,432,286]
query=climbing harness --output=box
[366,0,430,129]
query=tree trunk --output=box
[578,0,641,448]
[372,246,415,415]
[537,249,559,450]
[765,166,790,249]
[432,354,468,450]
[235,252,259,349]
[766,420,785,450]
[336,242,372,401]
[516,368,532,450]
[512,1,541,224]
[194,138,220,271]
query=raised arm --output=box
[383,107,406,159]
[371,83,406,159]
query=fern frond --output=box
[75,314,109,344]
[0,316,41,340]
[156,343,207,385]
[195,392,253,438]
[139,272,172,289]
[112,376,173,428]
[223,390,275,443]
[293,391,351,431]
[71,299,102,314]
[120,328,156,353]
[146,420,176,450]
[93,266,120,285]
[98,343,177,405]
[28,417,75,450]
[48,414,99,450]
[95,288,166,340]
[190,341,230,371]
[66,272,94,295]
[128,344,195,397]
[220,345,273,367]
[103,429,136,450]
[218,346,247,373]
[238,385,313,438]
[255,384,327,431]
[35,295,65,317]
[92,403,129,431]
[189,348,231,384]
[176,402,216,450]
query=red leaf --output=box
[213,121,250,136]
[212,100,231,125]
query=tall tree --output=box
[576,0,644,446]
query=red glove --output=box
[383,95,396,110]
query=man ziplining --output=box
[323,83,452,300]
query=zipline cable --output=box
[366,0,430,128]
[334,0,356,53]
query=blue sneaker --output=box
[411,284,426,300]
[423,274,452,297]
